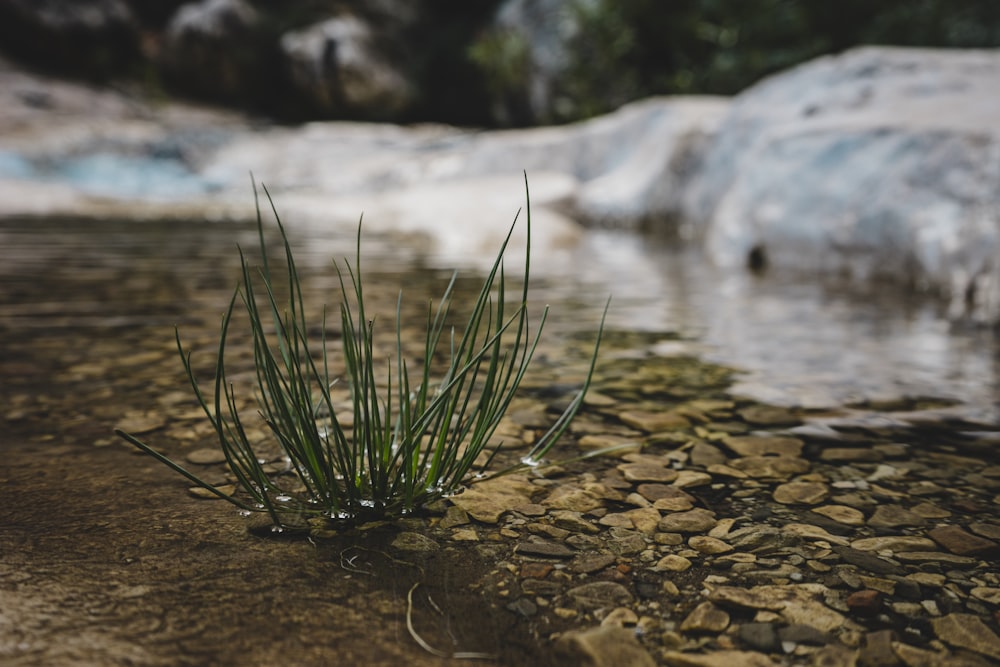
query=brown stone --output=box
[846,590,882,616]
[554,625,656,667]
[619,410,690,433]
[658,508,718,533]
[680,601,731,633]
[619,462,679,483]
[867,505,927,529]
[738,404,800,426]
[932,613,1000,661]
[773,481,829,505]
[730,456,810,480]
[858,629,896,667]
[928,525,1000,557]
[723,435,804,458]
[819,447,884,462]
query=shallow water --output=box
[1,215,998,665]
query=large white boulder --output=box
[685,47,1000,322]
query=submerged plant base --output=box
[116,176,607,528]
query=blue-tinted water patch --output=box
[0,150,220,199]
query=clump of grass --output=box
[116,176,607,529]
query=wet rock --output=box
[658,508,718,534]
[689,535,733,555]
[820,447,885,463]
[685,46,1000,324]
[858,629,898,667]
[506,597,538,617]
[626,508,662,535]
[637,484,695,510]
[619,462,679,483]
[450,475,537,523]
[565,581,634,610]
[812,505,866,526]
[554,624,655,667]
[783,523,849,546]
[893,552,979,568]
[778,623,832,646]
[659,649,780,666]
[931,613,1000,662]
[680,601,731,633]
[832,546,904,576]
[846,590,883,617]
[568,553,617,574]
[606,528,647,556]
[185,447,227,464]
[690,441,728,467]
[928,525,1000,557]
[673,471,714,488]
[618,410,691,433]
[738,623,781,653]
[773,481,829,505]
[543,486,604,512]
[601,607,639,628]
[970,587,1000,605]
[654,555,692,572]
[737,405,800,427]
[390,531,439,552]
[515,539,575,559]
[551,510,600,534]
[724,435,803,457]
[730,456,810,480]
[850,536,937,553]
[969,522,1000,541]
[867,505,927,529]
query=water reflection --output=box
[1,216,996,426]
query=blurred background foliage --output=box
[0,0,998,127]
[471,0,1000,125]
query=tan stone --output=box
[932,613,1000,660]
[626,507,662,534]
[655,554,692,572]
[660,649,780,666]
[811,504,866,526]
[851,536,937,553]
[783,523,849,546]
[971,587,1000,605]
[554,625,655,667]
[689,535,733,554]
[542,486,603,512]
[723,435,803,458]
[673,470,713,488]
[450,475,537,523]
[619,410,691,432]
[658,508,718,533]
[680,601,730,633]
[619,462,679,483]
[730,456,810,480]
[773,481,829,505]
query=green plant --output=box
[116,177,607,530]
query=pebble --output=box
[618,410,691,432]
[723,436,804,458]
[928,525,1000,557]
[658,508,718,533]
[655,554,693,572]
[811,504,866,526]
[772,481,829,505]
[680,601,731,633]
[689,536,734,555]
[931,613,1000,661]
